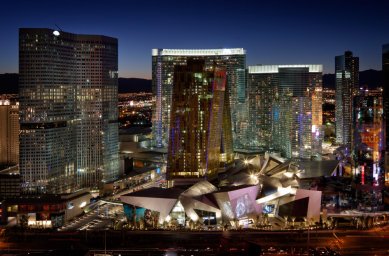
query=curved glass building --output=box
[19,28,119,193]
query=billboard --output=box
[231,193,256,219]
[123,204,160,228]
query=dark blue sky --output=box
[0,0,388,78]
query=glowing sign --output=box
[373,164,379,185]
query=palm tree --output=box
[303,217,308,229]
[19,214,28,230]
[283,216,288,229]
[291,216,296,228]
[263,213,270,229]
[256,214,261,228]
[233,218,239,229]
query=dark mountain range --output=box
[0,70,382,93]
[0,74,151,94]
[322,69,382,88]
[118,78,151,93]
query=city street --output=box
[1,227,389,255]
[59,202,124,232]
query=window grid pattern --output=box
[19,28,119,193]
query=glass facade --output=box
[247,72,277,149]
[151,48,246,149]
[335,51,359,149]
[167,59,228,181]
[19,28,119,194]
[247,65,323,159]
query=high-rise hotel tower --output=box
[167,59,230,184]
[19,28,119,194]
[152,48,246,150]
[335,51,359,149]
[248,65,323,159]
[0,99,19,166]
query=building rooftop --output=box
[215,184,257,193]
[5,189,90,204]
[122,187,184,199]
[152,48,246,56]
[297,160,339,179]
[248,64,323,74]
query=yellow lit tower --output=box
[167,59,230,185]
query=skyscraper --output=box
[167,59,228,184]
[383,44,389,186]
[151,48,246,149]
[247,69,278,149]
[0,100,19,166]
[335,51,359,149]
[19,28,119,194]
[248,65,323,159]
[353,89,384,184]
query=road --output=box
[334,225,389,255]
[2,227,389,255]
[59,202,124,232]
[57,180,157,232]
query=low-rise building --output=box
[1,189,91,228]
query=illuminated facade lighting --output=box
[152,48,245,56]
[151,48,246,150]
[335,51,359,148]
[19,28,119,194]
[167,59,232,183]
[382,44,389,186]
[0,101,19,166]
[353,90,384,185]
[248,64,323,158]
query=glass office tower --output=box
[19,28,119,194]
[167,59,228,183]
[248,65,323,159]
[151,48,246,150]
[167,59,226,183]
[335,51,359,149]
[247,70,277,149]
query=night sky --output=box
[0,0,388,78]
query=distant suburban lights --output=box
[53,30,60,36]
